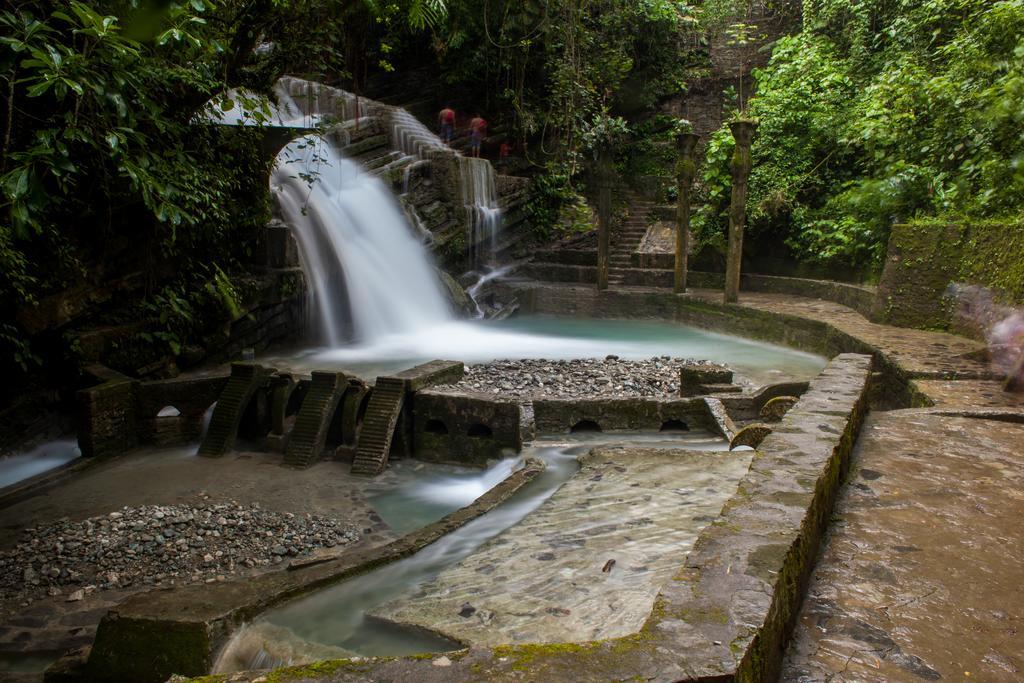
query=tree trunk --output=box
[596,148,613,292]
[675,132,699,294]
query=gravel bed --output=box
[439,356,717,398]
[0,501,359,604]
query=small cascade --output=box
[271,136,451,346]
[388,109,447,158]
[466,264,514,318]
[399,197,434,245]
[459,157,502,267]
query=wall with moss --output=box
[872,220,1024,334]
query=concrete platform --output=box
[782,410,1024,681]
[372,446,752,646]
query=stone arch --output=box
[570,420,602,433]
[467,423,493,438]
[285,381,309,418]
[425,419,449,435]
[659,419,689,432]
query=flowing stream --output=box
[214,431,732,673]
[0,439,81,490]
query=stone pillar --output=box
[596,147,613,291]
[724,120,757,304]
[674,132,699,294]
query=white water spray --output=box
[466,264,514,318]
[272,137,451,346]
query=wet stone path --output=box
[372,447,752,647]
[782,411,1024,681]
[689,290,993,380]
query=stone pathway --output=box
[371,447,752,647]
[700,288,1024,680]
[782,411,1024,681]
[689,290,992,381]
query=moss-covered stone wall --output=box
[872,220,1024,333]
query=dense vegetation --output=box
[0,0,445,382]
[697,0,1024,275]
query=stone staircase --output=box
[197,363,266,457]
[350,377,407,476]
[609,195,655,286]
[282,371,349,469]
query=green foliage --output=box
[699,0,1024,273]
[430,0,697,169]
[527,164,581,240]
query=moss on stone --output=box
[259,656,393,682]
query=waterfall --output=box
[271,136,451,346]
[459,157,502,266]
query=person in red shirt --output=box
[469,113,487,157]
[438,106,455,143]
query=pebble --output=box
[439,357,714,399]
[0,502,360,603]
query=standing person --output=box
[469,113,487,158]
[438,105,455,144]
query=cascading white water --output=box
[272,136,452,346]
[459,157,502,266]
[466,264,514,318]
[387,109,447,159]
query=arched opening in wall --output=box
[324,399,348,451]
[467,423,493,438]
[570,420,602,433]
[660,419,689,432]
[238,391,271,441]
[353,391,373,441]
[425,419,449,435]
[286,382,309,417]
[156,405,182,418]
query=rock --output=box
[432,656,452,667]
[436,357,725,399]
[66,589,84,602]
[437,268,475,316]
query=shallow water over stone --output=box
[214,430,735,672]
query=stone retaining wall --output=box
[873,220,1024,336]
[532,397,716,434]
[520,256,876,317]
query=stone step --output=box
[282,371,349,469]
[197,363,267,458]
[350,377,407,476]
